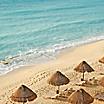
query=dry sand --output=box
[0,40,104,104]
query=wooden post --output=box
[56,86,60,94]
[83,72,84,81]
[58,86,60,94]
[23,102,25,104]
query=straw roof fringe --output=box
[10,85,37,103]
[74,61,94,73]
[99,77,104,87]
[99,57,104,64]
[48,71,70,86]
[68,88,94,104]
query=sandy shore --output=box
[0,40,104,104]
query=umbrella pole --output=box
[56,86,60,94]
[58,86,60,94]
[83,72,84,81]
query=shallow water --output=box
[0,0,104,74]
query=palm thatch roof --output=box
[74,61,94,73]
[95,92,104,101]
[99,77,104,87]
[68,88,94,104]
[47,71,70,86]
[99,57,104,64]
[10,85,37,103]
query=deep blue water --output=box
[0,0,104,74]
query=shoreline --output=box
[0,39,104,77]
[0,38,104,77]
[0,39,103,79]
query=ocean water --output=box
[0,0,104,75]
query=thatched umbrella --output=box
[74,61,94,81]
[47,71,70,94]
[10,85,37,104]
[68,88,94,104]
[99,57,104,64]
[95,77,104,101]
[99,77,104,87]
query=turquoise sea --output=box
[0,0,104,74]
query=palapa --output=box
[95,76,104,101]
[95,92,104,101]
[74,61,94,81]
[68,88,94,104]
[99,77,104,87]
[48,71,70,94]
[10,85,37,104]
[99,57,104,64]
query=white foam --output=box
[0,35,104,76]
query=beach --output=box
[0,0,104,103]
[0,40,104,104]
